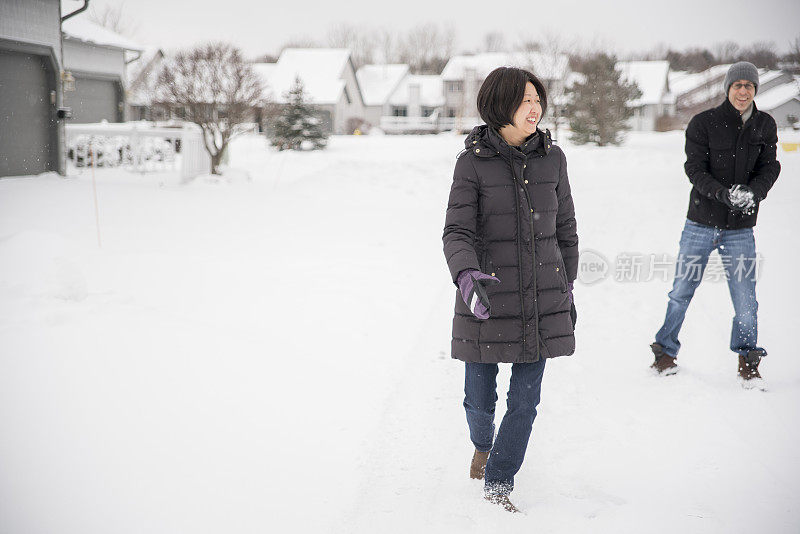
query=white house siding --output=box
[767,100,800,129]
[363,105,383,129]
[62,39,125,78]
[62,39,126,122]
[335,60,366,133]
[355,64,408,130]
[259,50,367,135]
[0,0,63,65]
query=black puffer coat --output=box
[443,125,578,363]
[684,99,780,229]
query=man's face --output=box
[728,79,756,113]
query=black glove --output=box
[715,187,736,209]
[570,302,577,328]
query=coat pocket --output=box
[556,259,568,293]
[709,139,734,170]
[746,139,765,170]
[481,251,496,277]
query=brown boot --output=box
[484,492,520,513]
[470,449,490,480]
[738,349,766,381]
[650,343,677,375]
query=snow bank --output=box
[1,132,798,533]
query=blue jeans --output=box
[464,359,546,495]
[655,219,762,357]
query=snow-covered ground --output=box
[1,130,798,533]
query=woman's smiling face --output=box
[500,81,542,145]
[511,82,542,136]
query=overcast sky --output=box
[75,0,800,59]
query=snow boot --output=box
[470,449,490,480]
[650,343,677,375]
[738,349,766,381]
[484,492,520,513]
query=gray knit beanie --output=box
[723,62,759,95]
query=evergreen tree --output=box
[565,54,642,146]
[268,77,329,151]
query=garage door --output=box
[0,49,56,177]
[64,76,120,123]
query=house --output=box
[357,65,446,133]
[126,47,166,121]
[440,51,571,132]
[61,16,143,123]
[670,64,732,121]
[257,48,366,134]
[671,65,800,128]
[756,76,800,129]
[615,60,676,131]
[382,74,446,133]
[0,0,65,177]
[356,64,409,129]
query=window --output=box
[421,107,436,117]
[392,106,407,117]
[446,107,456,118]
[446,81,463,93]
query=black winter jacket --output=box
[684,99,780,229]
[443,125,578,363]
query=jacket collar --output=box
[718,97,760,123]
[464,124,552,159]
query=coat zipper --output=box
[511,173,527,350]
[511,156,540,361]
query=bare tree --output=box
[252,53,279,63]
[713,41,741,64]
[741,41,779,69]
[88,0,139,36]
[518,32,576,141]
[666,47,716,72]
[327,23,375,69]
[280,36,322,51]
[397,23,455,74]
[154,42,265,175]
[786,34,800,64]
[375,27,399,64]
[483,31,506,53]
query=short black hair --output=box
[476,67,548,130]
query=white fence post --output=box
[180,124,212,181]
[64,122,211,180]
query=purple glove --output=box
[457,269,500,320]
[567,281,574,304]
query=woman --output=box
[442,66,578,512]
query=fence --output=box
[65,122,211,180]
[379,115,482,134]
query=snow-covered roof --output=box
[125,48,165,104]
[252,63,279,99]
[356,64,409,107]
[387,75,445,108]
[755,77,800,110]
[616,60,673,106]
[759,69,785,86]
[669,64,731,97]
[259,48,352,105]
[441,51,569,82]
[61,16,142,51]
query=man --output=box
[650,62,780,384]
